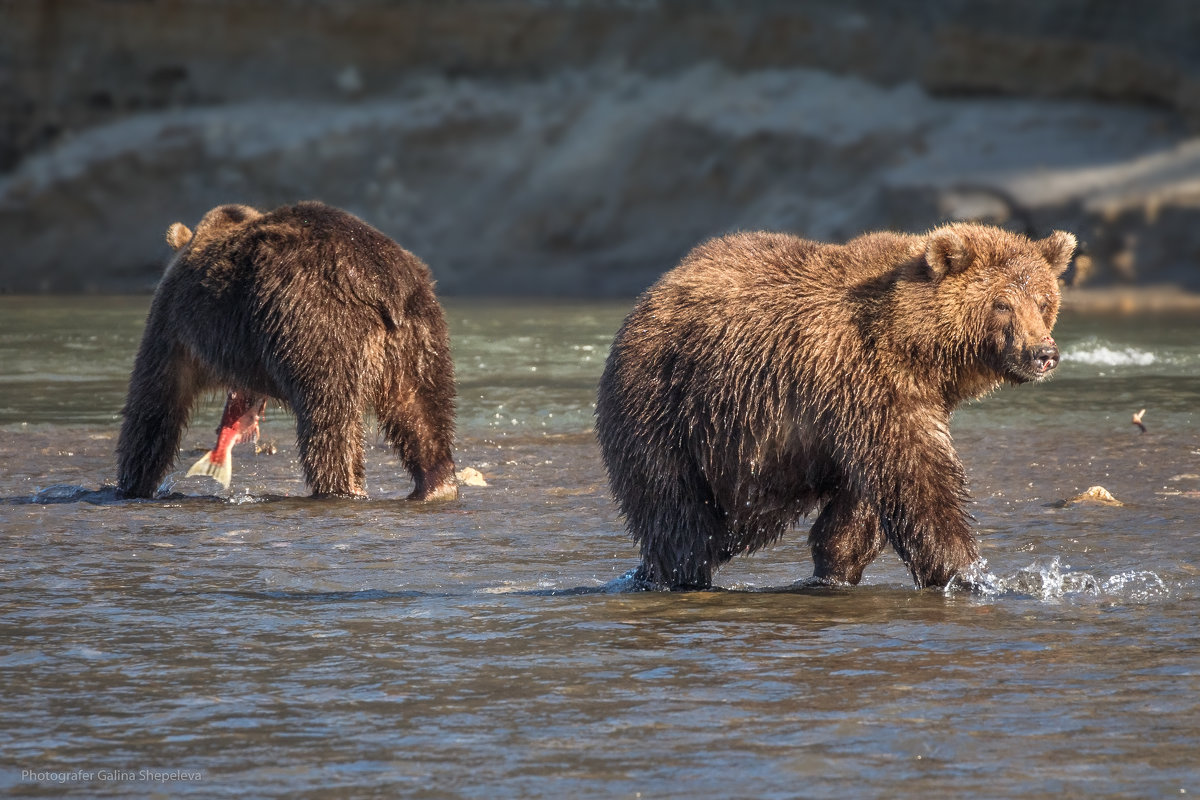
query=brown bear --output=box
[116,201,458,501]
[595,222,1076,590]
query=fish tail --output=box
[185,451,233,489]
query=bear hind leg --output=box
[293,391,368,498]
[376,389,457,502]
[636,526,724,591]
[117,343,207,498]
[629,483,732,591]
[808,491,888,585]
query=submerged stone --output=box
[1051,485,1124,508]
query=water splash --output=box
[226,490,265,506]
[1100,569,1170,601]
[948,557,1169,602]
[1063,339,1158,366]
[156,474,179,497]
[32,483,92,503]
[602,567,655,593]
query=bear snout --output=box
[1033,340,1059,374]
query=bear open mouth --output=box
[1007,359,1055,384]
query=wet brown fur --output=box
[596,223,1076,589]
[117,201,457,501]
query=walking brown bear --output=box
[596,222,1076,590]
[116,201,458,501]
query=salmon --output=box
[185,391,267,489]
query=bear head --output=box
[164,204,263,252]
[923,223,1076,387]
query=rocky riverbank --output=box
[3,1,1199,296]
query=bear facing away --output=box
[117,201,458,501]
[595,223,1076,590]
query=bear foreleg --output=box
[864,419,980,588]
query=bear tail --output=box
[185,450,233,489]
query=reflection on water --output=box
[0,297,1198,798]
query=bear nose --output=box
[1034,343,1059,373]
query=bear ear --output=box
[925,229,973,280]
[165,223,193,251]
[1039,230,1077,276]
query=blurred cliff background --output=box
[2,0,1200,297]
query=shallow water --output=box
[1,296,1199,798]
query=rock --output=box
[5,2,1200,173]
[5,1,1200,295]
[3,64,1199,295]
[456,467,488,487]
[1051,485,1125,508]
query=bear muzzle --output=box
[1006,335,1059,383]
[1031,336,1059,377]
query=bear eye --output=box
[993,300,1012,313]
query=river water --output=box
[1,296,1198,798]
